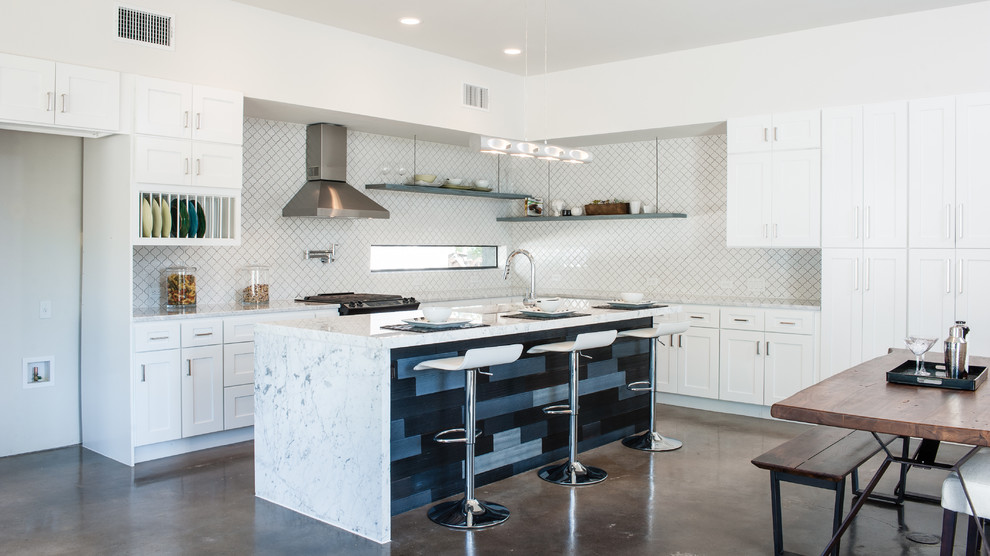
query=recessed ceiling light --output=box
[399,17,421,25]
[504,48,522,55]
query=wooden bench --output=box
[752,425,897,556]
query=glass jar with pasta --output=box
[163,266,197,308]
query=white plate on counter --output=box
[606,300,660,309]
[401,317,474,328]
[518,308,576,318]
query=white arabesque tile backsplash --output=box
[132,118,820,308]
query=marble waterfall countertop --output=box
[255,299,681,349]
[253,298,679,544]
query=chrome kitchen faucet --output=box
[503,248,536,305]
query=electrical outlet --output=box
[718,280,734,289]
[550,274,562,282]
[39,300,52,319]
[745,279,766,292]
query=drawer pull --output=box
[689,315,705,320]
[194,331,214,337]
[733,318,750,322]
[779,321,796,325]
[149,335,169,341]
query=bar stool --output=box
[619,321,691,452]
[414,344,524,529]
[528,329,618,486]
[940,448,990,555]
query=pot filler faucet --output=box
[503,248,536,305]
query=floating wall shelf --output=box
[366,183,531,200]
[496,213,687,222]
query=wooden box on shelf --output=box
[584,202,629,215]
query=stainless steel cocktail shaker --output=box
[944,321,970,378]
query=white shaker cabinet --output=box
[180,344,224,438]
[0,53,119,133]
[132,349,182,447]
[727,110,821,153]
[909,97,956,249]
[821,103,907,249]
[763,332,815,406]
[719,328,765,404]
[955,93,990,249]
[135,77,243,145]
[908,249,956,341]
[955,250,990,356]
[133,135,243,189]
[727,153,772,247]
[821,249,907,378]
[654,306,719,399]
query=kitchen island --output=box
[253,300,679,543]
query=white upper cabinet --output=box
[134,76,242,145]
[955,93,990,249]
[727,110,821,248]
[909,97,956,249]
[822,103,907,249]
[728,110,821,153]
[0,53,119,132]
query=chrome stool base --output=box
[622,430,683,452]
[427,498,510,529]
[538,460,607,486]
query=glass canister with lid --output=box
[241,264,270,305]
[164,266,197,308]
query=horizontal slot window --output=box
[370,245,498,272]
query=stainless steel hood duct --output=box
[282,124,390,219]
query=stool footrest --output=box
[626,381,652,392]
[543,404,572,415]
[434,428,483,444]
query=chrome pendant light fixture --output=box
[476,0,593,164]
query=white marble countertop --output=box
[256,299,680,350]
[132,300,339,322]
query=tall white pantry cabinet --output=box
[820,93,990,377]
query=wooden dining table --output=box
[771,348,990,556]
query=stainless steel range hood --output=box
[282,124,390,219]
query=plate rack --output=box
[135,191,239,245]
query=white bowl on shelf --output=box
[619,292,644,303]
[475,179,490,188]
[421,306,453,323]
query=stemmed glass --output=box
[904,336,938,375]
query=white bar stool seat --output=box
[528,329,618,486]
[414,343,524,529]
[618,321,691,452]
[940,448,990,555]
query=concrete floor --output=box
[0,405,972,555]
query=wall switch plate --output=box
[40,300,52,319]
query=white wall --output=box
[0,0,525,140]
[0,130,82,456]
[529,2,990,141]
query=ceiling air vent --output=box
[462,83,489,111]
[117,5,173,49]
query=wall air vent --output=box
[462,83,489,111]
[117,5,173,49]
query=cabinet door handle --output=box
[865,206,871,240]
[184,158,190,175]
[773,127,778,141]
[184,111,190,128]
[141,364,147,382]
[946,259,952,294]
[959,259,964,294]
[670,334,676,347]
[196,112,201,130]
[46,92,53,112]
[756,341,761,355]
[854,258,859,291]
[678,334,682,348]
[854,206,860,239]
[766,341,771,357]
[773,223,779,238]
[763,128,768,142]
[946,204,952,239]
[196,158,201,175]
[60,93,66,113]
[186,359,192,376]
[865,258,871,291]
[958,204,964,239]
[763,224,769,239]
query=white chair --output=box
[618,321,691,451]
[940,448,990,555]
[528,329,618,486]
[414,343,524,529]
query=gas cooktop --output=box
[297,292,419,315]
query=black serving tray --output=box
[886,360,987,391]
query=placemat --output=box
[380,323,489,334]
[592,304,668,310]
[502,312,591,320]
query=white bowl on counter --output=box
[535,298,562,312]
[620,292,644,303]
[421,306,453,323]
